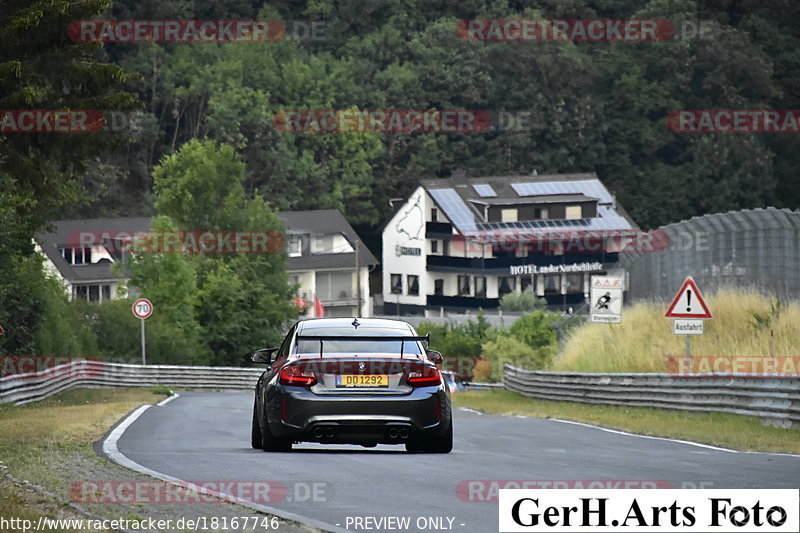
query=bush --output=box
[510,310,558,350]
[416,315,493,358]
[500,292,547,312]
[34,279,98,357]
[88,299,211,365]
[479,335,554,382]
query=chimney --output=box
[451,168,468,185]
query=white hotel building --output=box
[381,172,636,315]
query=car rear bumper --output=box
[267,386,451,445]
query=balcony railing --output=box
[425,222,453,240]
[426,253,617,272]
[426,294,500,309]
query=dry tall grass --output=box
[553,288,800,373]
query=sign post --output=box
[132,298,153,365]
[665,276,711,364]
[589,275,624,323]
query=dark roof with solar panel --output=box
[420,173,637,236]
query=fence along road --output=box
[2,360,798,428]
[0,360,261,405]
[503,364,800,427]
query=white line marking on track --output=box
[549,418,800,458]
[156,392,179,407]
[101,400,350,533]
[457,407,484,415]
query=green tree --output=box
[0,0,138,353]
[146,140,295,365]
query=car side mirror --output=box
[251,348,278,364]
[426,350,443,365]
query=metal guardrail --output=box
[0,360,263,405]
[4,360,798,429]
[503,364,800,428]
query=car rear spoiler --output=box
[294,334,430,359]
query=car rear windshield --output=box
[295,327,423,356]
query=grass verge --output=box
[0,387,167,532]
[0,387,315,533]
[453,389,800,454]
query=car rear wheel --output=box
[250,398,262,449]
[260,416,292,452]
[405,420,452,454]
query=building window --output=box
[544,274,561,294]
[565,205,582,219]
[390,274,403,294]
[431,240,439,254]
[565,273,583,294]
[73,247,91,265]
[535,208,549,220]
[88,285,99,301]
[498,276,516,296]
[457,275,471,296]
[288,237,302,257]
[521,276,534,292]
[407,275,419,296]
[312,235,335,254]
[73,284,108,303]
[62,247,91,265]
[431,208,438,222]
[317,271,353,300]
[474,276,487,298]
[501,208,518,223]
[434,279,444,296]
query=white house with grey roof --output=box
[381,172,636,315]
[35,211,378,317]
[281,210,378,318]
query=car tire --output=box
[251,398,262,449]
[405,420,453,454]
[260,414,292,452]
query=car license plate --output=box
[336,374,389,387]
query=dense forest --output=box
[2,0,798,362]
[72,0,800,229]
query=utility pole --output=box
[355,237,362,317]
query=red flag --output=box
[313,297,326,318]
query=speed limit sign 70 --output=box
[132,298,153,319]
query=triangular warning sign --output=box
[0,324,4,335]
[665,276,712,319]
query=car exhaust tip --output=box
[388,428,399,439]
[312,427,324,439]
[399,428,409,439]
[324,427,336,439]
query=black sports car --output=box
[250,317,452,453]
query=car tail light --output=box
[279,366,317,387]
[407,367,442,387]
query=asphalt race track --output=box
[106,391,800,533]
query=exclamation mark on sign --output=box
[686,289,692,312]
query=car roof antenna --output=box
[351,318,360,329]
